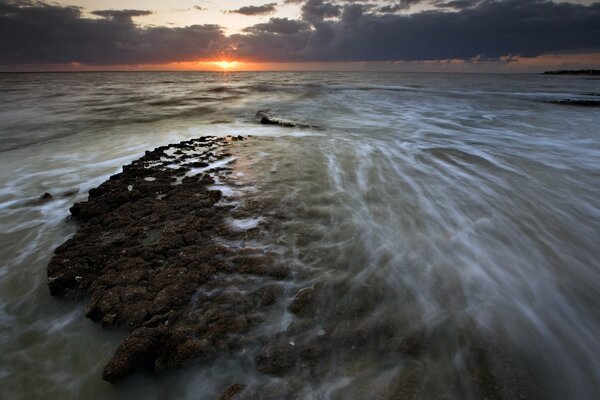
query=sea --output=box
[0,71,599,399]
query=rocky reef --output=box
[47,135,546,399]
[47,136,290,382]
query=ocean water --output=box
[0,72,599,399]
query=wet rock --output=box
[217,383,247,400]
[102,326,165,382]
[397,330,427,357]
[255,110,313,129]
[285,319,313,336]
[60,189,79,198]
[47,136,288,382]
[387,361,427,400]
[288,285,319,317]
[29,192,54,205]
[255,339,298,376]
[256,284,283,307]
[546,99,600,107]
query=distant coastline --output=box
[543,69,600,75]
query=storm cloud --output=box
[235,0,600,62]
[0,0,599,66]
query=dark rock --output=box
[47,136,290,382]
[256,284,283,307]
[288,286,318,317]
[546,99,600,107]
[29,192,55,205]
[217,383,247,400]
[255,339,298,376]
[543,69,600,75]
[387,361,428,400]
[397,330,427,357]
[255,110,314,129]
[60,189,79,198]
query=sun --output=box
[213,60,239,70]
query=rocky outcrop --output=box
[48,135,546,399]
[546,99,600,106]
[47,136,288,382]
[255,110,317,128]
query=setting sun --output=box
[213,60,239,70]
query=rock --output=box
[47,136,290,382]
[217,383,247,400]
[546,99,600,107]
[257,284,283,307]
[387,361,428,400]
[397,330,427,357]
[60,189,79,198]
[29,192,54,205]
[288,286,318,317]
[255,339,298,376]
[102,327,164,382]
[255,110,314,129]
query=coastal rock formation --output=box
[47,136,288,382]
[255,110,316,128]
[543,69,600,75]
[546,99,600,107]
[48,135,546,399]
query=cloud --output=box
[433,0,482,9]
[236,0,600,62]
[243,18,311,34]
[300,0,342,22]
[90,9,152,20]
[377,0,425,13]
[0,1,225,65]
[229,3,278,16]
[1,0,599,66]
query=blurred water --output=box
[0,72,599,399]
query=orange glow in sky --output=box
[212,61,240,70]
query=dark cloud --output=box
[0,1,224,65]
[300,0,342,22]
[287,0,425,12]
[90,9,152,20]
[1,0,599,66]
[237,0,600,62]
[376,0,425,13]
[243,18,310,34]
[229,3,278,16]
[433,0,482,9]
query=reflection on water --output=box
[0,72,599,399]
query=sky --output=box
[0,0,599,72]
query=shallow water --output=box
[1,72,599,399]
